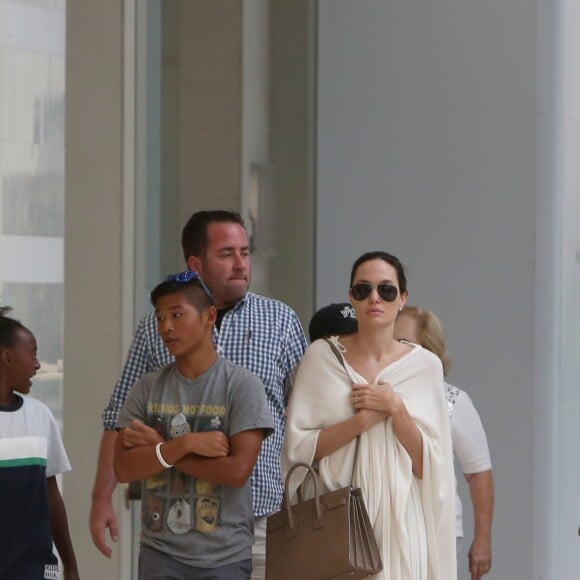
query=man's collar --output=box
[216,292,250,314]
[231,292,250,311]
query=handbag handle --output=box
[284,462,323,531]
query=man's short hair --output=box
[308,303,358,342]
[181,210,245,261]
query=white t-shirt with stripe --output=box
[0,393,71,578]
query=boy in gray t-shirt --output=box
[114,272,274,579]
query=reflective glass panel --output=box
[0,0,66,427]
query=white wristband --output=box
[155,442,173,469]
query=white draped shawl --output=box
[282,338,456,580]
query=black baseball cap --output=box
[308,302,358,342]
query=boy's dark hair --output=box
[0,307,28,347]
[350,251,408,294]
[151,278,214,313]
[181,210,245,261]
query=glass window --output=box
[0,0,66,427]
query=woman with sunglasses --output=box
[282,251,456,580]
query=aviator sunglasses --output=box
[165,271,214,302]
[350,282,399,302]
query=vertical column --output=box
[555,0,580,574]
[269,0,315,321]
[177,0,243,222]
[64,1,124,578]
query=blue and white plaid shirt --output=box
[103,292,307,517]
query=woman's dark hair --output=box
[0,307,29,347]
[181,210,245,261]
[349,251,407,294]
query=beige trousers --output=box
[251,516,267,580]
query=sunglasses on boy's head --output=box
[350,282,399,302]
[165,271,214,302]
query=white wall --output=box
[62,1,580,578]
[316,1,536,578]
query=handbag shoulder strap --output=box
[324,338,360,485]
[325,337,347,372]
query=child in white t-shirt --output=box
[0,307,79,580]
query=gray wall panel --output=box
[316,1,536,578]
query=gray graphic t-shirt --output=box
[116,357,274,568]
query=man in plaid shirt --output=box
[89,210,307,579]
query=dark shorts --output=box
[139,545,252,580]
[0,555,59,580]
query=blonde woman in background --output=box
[395,306,494,580]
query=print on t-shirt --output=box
[143,404,225,535]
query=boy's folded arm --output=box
[113,427,192,482]
[175,429,265,488]
[114,427,265,487]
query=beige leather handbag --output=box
[266,462,382,579]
